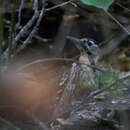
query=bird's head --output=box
[66,36,100,56]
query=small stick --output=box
[16,58,74,72]
[45,0,72,12]
[0,116,21,130]
[104,10,130,35]
[73,73,130,112]
[16,0,24,30]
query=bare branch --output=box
[73,72,130,113]
[16,58,74,72]
[45,0,72,12]
[33,34,51,42]
[15,0,48,54]
[26,111,50,130]
[16,0,24,30]
[0,116,21,130]
[1,0,39,63]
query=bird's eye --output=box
[88,39,95,46]
[81,38,88,43]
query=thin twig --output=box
[15,0,48,55]
[104,10,130,35]
[1,0,39,63]
[33,34,51,42]
[0,116,21,130]
[81,63,106,73]
[26,111,50,130]
[16,56,106,73]
[86,73,130,99]
[16,0,24,30]
[1,0,76,65]
[116,2,130,12]
[72,73,130,112]
[45,0,72,12]
[16,58,74,72]
[0,105,50,130]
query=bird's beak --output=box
[66,36,84,51]
[66,36,81,43]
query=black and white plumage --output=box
[67,36,100,56]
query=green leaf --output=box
[99,72,117,87]
[80,0,115,10]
